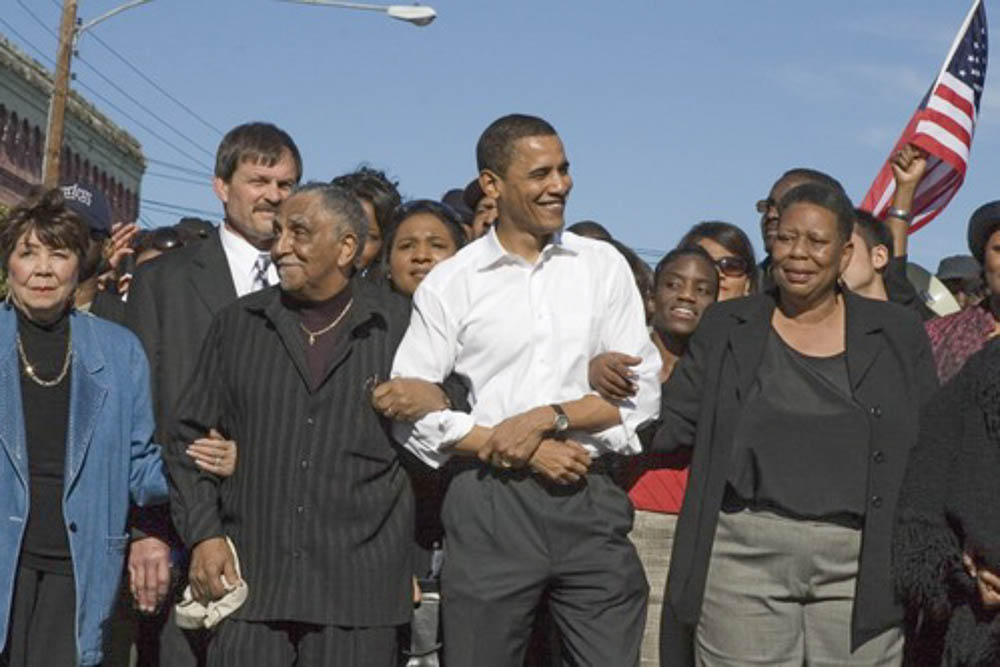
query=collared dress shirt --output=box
[219,224,278,298]
[392,229,661,468]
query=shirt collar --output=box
[475,226,578,272]
[219,224,268,274]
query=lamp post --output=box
[41,0,155,187]
[276,0,437,27]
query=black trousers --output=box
[441,467,648,666]
[207,620,400,667]
[2,565,77,667]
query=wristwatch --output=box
[550,404,570,433]
[886,207,912,222]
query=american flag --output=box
[860,0,987,233]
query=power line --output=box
[0,16,57,66]
[15,1,215,162]
[141,198,218,218]
[87,32,224,137]
[146,158,213,179]
[145,171,211,187]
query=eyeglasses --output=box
[716,256,749,277]
[755,197,779,215]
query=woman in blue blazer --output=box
[0,189,166,666]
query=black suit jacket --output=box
[649,290,939,665]
[164,282,414,626]
[126,232,236,444]
[125,232,235,541]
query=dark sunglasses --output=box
[716,256,749,277]
[755,197,779,215]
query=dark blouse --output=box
[16,307,73,574]
[726,328,869,523]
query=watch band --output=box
[550,403,570,432]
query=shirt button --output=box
[296,506,304,514]
[300,459,309,469]
[872,450,885,464]
[293,550,301,559]
[68,522,77,533]
[306,417,315,426]
[869,405,883,418]
[871,495,883,508]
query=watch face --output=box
[555,414,570,432]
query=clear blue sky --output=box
[5,0,999,270]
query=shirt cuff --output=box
[393,410,477,469]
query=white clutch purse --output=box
[174,536,248,630]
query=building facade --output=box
[0,36,144,221]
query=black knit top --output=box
[16,306,73,574]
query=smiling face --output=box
[482,134,572,241]
[8,229,80,323]
[214,149,299,250]
[653,254,718,339]
[388,212,460,297]
[271,192,358,301]
[771,202,852,304]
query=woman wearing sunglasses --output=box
[679,222,758,301]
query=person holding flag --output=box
[861,0,987,231]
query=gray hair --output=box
[290,182,368,255]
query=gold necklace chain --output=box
[16,333,72,387]
[299,298,354,346]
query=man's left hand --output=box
[128,536,171,613]
[478,406,554,469]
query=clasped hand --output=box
[477,407,591,484]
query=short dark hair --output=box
[778,168,845,194]
[290,182,368,254]
[853,209,894,255]
[0,188,89,270]
[609,240,653,301]
[779,183,855,242]
[383,199,467,261]
[678,221,758,294]
[215,122,302,183]
[654,245,720,298]
[331,167,402,234]
[567,220,613,242]
[476,114,558,175]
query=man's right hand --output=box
[189,537,239,604]
[528,439,592,485]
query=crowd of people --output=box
[1,114,999,667]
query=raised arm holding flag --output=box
[861,0,987,234]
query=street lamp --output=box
[41,0,155,186]
[276,0,437,27]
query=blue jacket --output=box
[0,304,167,665]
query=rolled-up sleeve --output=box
[590,256,662,454]
[390,283,475,468]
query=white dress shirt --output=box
[219,224,278,298]
[391,228,661,468]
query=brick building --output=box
[0,35,145,221]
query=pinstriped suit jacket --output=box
[163,280,415,626]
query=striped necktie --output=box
[252,253,271,291]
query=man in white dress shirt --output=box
[392,114,661,666]
[122,122,301,666]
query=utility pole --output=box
[42,0,78,188]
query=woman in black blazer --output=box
[649,183,938,666]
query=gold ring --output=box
[499,458,513,469]
[215,456,221,466]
